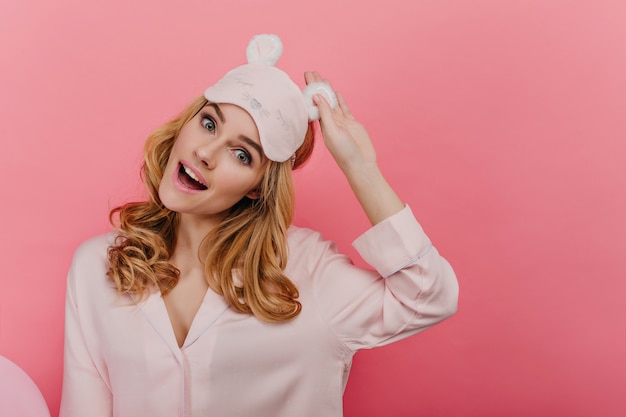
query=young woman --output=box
[60,34,458,417]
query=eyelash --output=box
[200,112,216,133]
[199,112,252,166]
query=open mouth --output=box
[178,163,207,191]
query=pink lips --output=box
[173,160,207,194]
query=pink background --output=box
[1,0,625,416]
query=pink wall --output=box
[1,0,625,415]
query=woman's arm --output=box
[302,72,458,349]
[305,71,404,225]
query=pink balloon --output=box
[0,356,50,417]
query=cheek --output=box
[160,158,176,188]
[162,137,187,174]
[220,168,264,195]
[168,139,183,158]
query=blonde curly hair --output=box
[107,96,315,322]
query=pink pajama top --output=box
[60,205,458,417]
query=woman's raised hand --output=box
[304,71,377,174]
[304,71,404,225]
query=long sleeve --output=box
[59,246,113,417]
[298,205,458,352]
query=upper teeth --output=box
[183,165,202,184]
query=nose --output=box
[193,140,219,170]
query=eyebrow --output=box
[240,135,264,161]
[205,103,225,123]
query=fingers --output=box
[336,92,354,120]
[314,93,345,141]
[304,71,333,91]
[313,93,333,123]
[304,71,324,85]
[305,70,353,121]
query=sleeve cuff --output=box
[352,205,432,278]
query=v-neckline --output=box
[163,285,210,348]
[135,287,230,353]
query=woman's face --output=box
[159,102,268,223]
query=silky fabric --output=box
[60,205,458,417]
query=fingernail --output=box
[313,94,320,104]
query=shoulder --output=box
[285,225,345,276]
[67,232,119,295]
[66,232,126,310]
[71,232,118,266]
[287,225,336,252]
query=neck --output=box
[170,213,223,268]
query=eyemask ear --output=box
[246,34,337,121]
[246,34,283,66]
[302,82,338,121]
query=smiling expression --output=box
[158,102,268,225]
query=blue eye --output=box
[233,149,251,165]
[201,115,216,132]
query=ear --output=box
[246,188,261,200]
